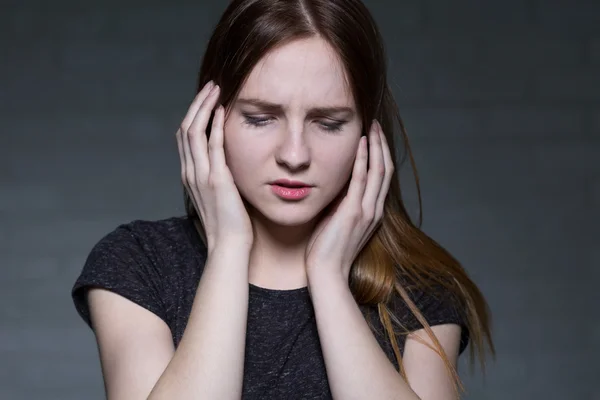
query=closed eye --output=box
[242,115,346,133]
[243,115,271,127]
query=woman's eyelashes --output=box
[242,114,346,133]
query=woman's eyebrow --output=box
[235,97,355,116]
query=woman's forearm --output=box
[148,242,251,399]
[308,271,421,400]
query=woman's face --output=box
[223,37,362,227]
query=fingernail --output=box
[210,84,220,94]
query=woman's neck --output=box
[247,210,317,290]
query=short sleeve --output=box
[71,223,168,330]
[392,281,471,355]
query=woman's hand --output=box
[304,120,394,281]
[176,81,254,252]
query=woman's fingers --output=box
[187,84,221,182]
[375,125,394,219]
[345,135,369,220]
[361,120,385,222]
[175,126,186,184]
[181,81,215,131]
[178,82,216,187]
[207,104,228,179]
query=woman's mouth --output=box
[269,180,313,200]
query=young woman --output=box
[72,0,494,399]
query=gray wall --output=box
[1,1,597,399]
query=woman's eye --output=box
[242,115,345,133]
[320,122,344,133]
[243,115,271,127]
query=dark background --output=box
[1,1,598,399]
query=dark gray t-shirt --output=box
[72,216,469,399]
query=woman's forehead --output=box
[238,37,354,109]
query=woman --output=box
[72,0,494,399]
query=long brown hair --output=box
[184,0,495,394]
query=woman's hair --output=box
[184,0,495,394]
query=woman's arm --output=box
[403,324,462,400]
[89,242,251,399]
[88,288,175,399]
[309,272,463,400]
[308,273,422,400]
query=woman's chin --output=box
[241,188,335,228]
[247,199,326,228]
[261,206,319,227]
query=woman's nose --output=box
[274,133,311,171]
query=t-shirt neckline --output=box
[249,282,310,299]
[182,216,311,303]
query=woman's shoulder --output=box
[390,272,471,353]
[71,215,205,329]
[391,273,465,321]
[88,215,204,258]
[103,215,198,245]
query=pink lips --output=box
[270,184,312,200]
[269,179,313,200]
